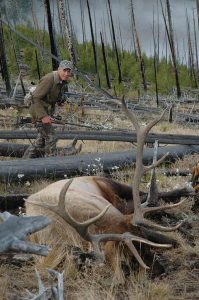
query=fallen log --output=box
[0,143,28,157]
[0,130,199,145]
[0,145,199,183]
[0,140,81,158]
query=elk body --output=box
[26,176,182,269]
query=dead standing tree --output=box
[86,0,101,87]
[0,20,11,96]
[44,0,59,70]
[107,0,122,84]
[80,0,86,44]
[129,0,147,92]
[152,6,159,106]
[193,9,199,83]
[100,31,111,89]
[160,0,181,98]
[57,0,77,66]
[196,0,199,30]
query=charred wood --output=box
[0,142,80,158]
[86,0,101,87]
[0,20,11,95]
[44,0,59,70]
[0,194,28,210]
[0,130,199,145]
[107,0,122,84]
[0,212,51,256]
[0,145,199,183]
[100,31,111,89]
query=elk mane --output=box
[93,176,146,214]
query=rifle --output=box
[17,115,110,130]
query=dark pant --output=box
[23,124,57,158]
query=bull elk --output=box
[26,98,186,269]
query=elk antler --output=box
[120,96,185,231]
[27,179,172,269]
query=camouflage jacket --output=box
[29,71,68,119]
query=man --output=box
[23,60,73,158]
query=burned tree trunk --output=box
[44,0,59,70]
[80,0,86,44]
[153,8,159,106]
[129,0,147,91]
[107,0,122,84]
[57,0,77,66]
[86,0,101,87]
[0,20,11,96]
[100,31,111,89]
[161,0,181,98]
[0,130,199,145]
[196,0,199,31]
[193,9,199,83]
[186,10,198,87]
[0,145,199,183]
[35,49,41,80]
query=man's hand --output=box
[41,116,54,124]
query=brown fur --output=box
[93,176,146,214]
[192,163,199,191]
[93,177,133,214]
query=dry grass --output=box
[0,105,199,299]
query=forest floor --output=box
[0,95,199,299]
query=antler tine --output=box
[136,219,183,232]
[132,197,186,232]
[55,179,74,215]
[120,96,140,131]
[56,182,111,238]
[123,240,149,269]
[88,231,172,269]
[143,198,186,215]
[143,107,168,135]
[144,152,169,173]
[60,204,111,239]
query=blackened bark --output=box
[44,0,59,70]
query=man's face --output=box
[58,68,73,81]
